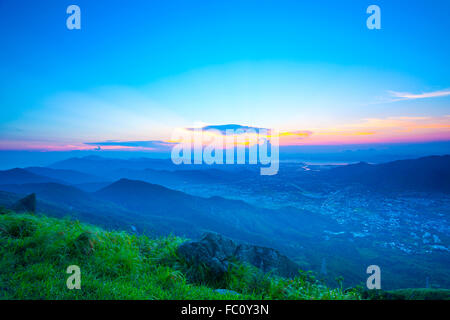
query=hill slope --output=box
[25,167,106,185]
[0,168,60,185]
[325,155,450,193]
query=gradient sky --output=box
[0,0,449,151]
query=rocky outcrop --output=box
[178,232,300,279]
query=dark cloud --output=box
[186,124,268,135]
[186,124,312,138]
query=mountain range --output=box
[0,154,449,289]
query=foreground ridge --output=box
[1,211,448,300]
[0,211,359,300]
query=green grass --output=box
[0,211,362,300]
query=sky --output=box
[0,0,449,155]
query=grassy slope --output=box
[0,211,360,300]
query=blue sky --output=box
[0,0,449,152]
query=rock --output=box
[178,232,300,279]
[72,231,98,255]
[12,193,36,213]
[214,289,240,296]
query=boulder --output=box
[12,193,36,213]
[178,232,300,279]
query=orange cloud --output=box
[280,116,450,145]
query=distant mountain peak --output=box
[82,155,106,160]
[0,168,59,185]
[327,154,450,193]
[100,178,173,193]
